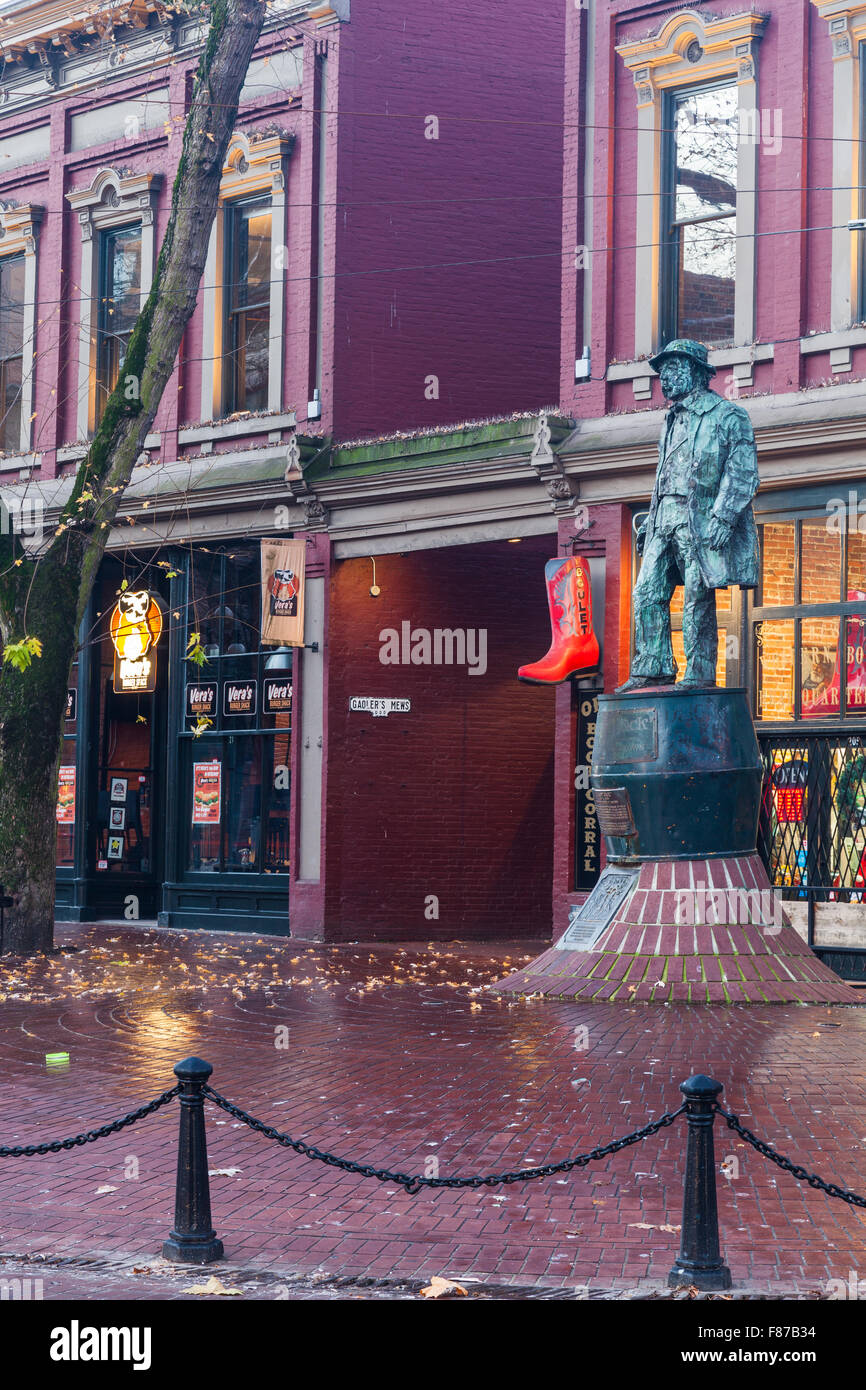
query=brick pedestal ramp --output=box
[491,854,862,1004]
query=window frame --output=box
[0,251,26,454]
[0,203,41,458]
[221,195,273,416]
[750,510,866,726]
[660,77,739,348]
[65,168,161,439]
[200,133,292,423]
[178,541,294,880]
[95,222,142,427]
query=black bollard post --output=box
[162,1057,224,1264]
[668,1074,731,1291]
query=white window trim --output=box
[200,131,292,423]
[66,167,162,440]
[616,10,769,390]
[0,200,42,455]
[812,1,866,336]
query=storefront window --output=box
[801,617,840,718]
[182,542,293,878]
[755,618,795,721]
[801,521,842,604]
[758,523,795,606]
[753,517,866,722]
[667,586,733,684]
[56,664,78,868]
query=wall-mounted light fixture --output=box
[369,557,381,597]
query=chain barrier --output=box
[0,1086,180,1157]
[2,1078,866,1215]
[202,1085,687,1194]
[716,1104,866,1210]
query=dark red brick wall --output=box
[323,538,558,939]
[331,1,565,441]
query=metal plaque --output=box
[604,706,658,763]
[594,786,637,838]
[557,865,640,951]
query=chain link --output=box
[202,1086,687,1194]
[716,1104,866,1209]
[0,1086,180,1158]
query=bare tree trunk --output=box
[0,0,267,953]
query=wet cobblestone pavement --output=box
[1,921,865,1297]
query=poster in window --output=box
[107,834,124,860]
[261,538,305,647]
[110,776,128,803]
[65,688,77,721]
[109,806,126,831]
[801,626,841,719]
[846,608,866,712]
[56,766,76,824]
[192,760,221,824]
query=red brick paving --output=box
[494,855,860,1004]
[0,921,865,1295]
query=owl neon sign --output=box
[110,590,164,694]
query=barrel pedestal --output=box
[492,686,859,1004]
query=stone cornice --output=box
[0,2,319,118]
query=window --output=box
[222,199,272,415]
[616,10,766,382]
[66,168,160,439]
[752,516,866,722]
[96,225,142,424]
[662,82,737,346]
[182,543,292,876]
[199,133,292,422]
[0,254,25,453]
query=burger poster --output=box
[56,766,76,824]
[261,538,305,647]
[192,760,221,825]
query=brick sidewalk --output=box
[1,921,865,1295]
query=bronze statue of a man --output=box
[617,339,759,693]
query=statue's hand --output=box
[635,522,648,556]
[706,515,734,550]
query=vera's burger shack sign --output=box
[110,590,164,694]
[261,538,305,647]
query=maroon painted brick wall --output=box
[322,538,558,940]
[331,1,565,441]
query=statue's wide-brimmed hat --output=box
[649,338,716,377]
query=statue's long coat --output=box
[643,388,760,589]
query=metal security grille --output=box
[757,733,866,900]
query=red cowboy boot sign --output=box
[518,555,600,685]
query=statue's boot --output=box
[615,673,676,693]
[518,554,600,684]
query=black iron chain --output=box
[716,1104,866,1209]
[202,1085,687,1194]
[0,1086,180,1158]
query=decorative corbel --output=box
[529,413,580,516]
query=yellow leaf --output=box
[181,1275,242,1297]
[419,1276,468,1300]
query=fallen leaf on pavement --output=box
[419,1276,468,1300]
[95,1185,117,1194]
[182,1276,242,1297]
[627,1222,681,1233]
